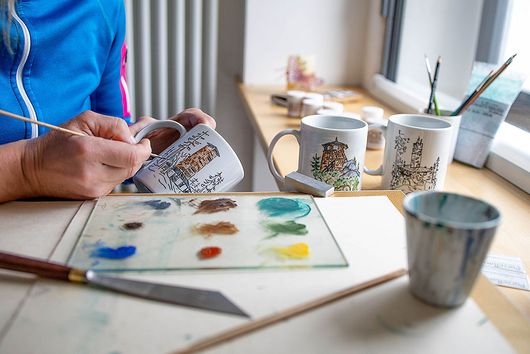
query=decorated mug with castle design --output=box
[133,121,244,193]
[268,115,368,191]
[365,114,452,194]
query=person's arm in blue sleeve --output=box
[90,0,131,123]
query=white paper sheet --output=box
[482,254,529,291]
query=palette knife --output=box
[0,251,249,318]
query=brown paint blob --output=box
[194,198,237,214]
[122,222,144,230]
[194,221,239,238]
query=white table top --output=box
[0,196,517,354]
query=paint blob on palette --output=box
[68,195,347,271]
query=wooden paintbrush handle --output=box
[175,268,408,354]
[0,251,86,282]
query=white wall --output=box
[217,0,373,192]
[242,0,371,191]
[397,0,484,103]
[243,0,370,85]
[215,0,254,191]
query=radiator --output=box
[124,0,219,120]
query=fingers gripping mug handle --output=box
[363,123,387,176]
[267,129,301,185]
[133,120,187,144]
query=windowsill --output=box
[368,74,530,193]
[238,83,530,319]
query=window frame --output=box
[367,0,529,193]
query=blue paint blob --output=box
[91,245,137,259]
[257,197,311,218]
[144,199,171,210]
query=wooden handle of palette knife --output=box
[0,251,82,281]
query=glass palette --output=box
[68,195,348,271]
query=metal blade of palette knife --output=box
[86,271,249,318]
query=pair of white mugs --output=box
[268,114,454,194]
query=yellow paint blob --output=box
[272,242,310,259]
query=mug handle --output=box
[267,129,301,185]
[133,120,187,144]
[364,123,387,176]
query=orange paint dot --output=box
[198,246,222,259]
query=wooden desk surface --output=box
[238,84,530,321]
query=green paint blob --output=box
[262,220,308,238]
[257,197,311,218]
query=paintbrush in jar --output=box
[451,53,517,116]
[0,108,164,160]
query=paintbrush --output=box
[451,69,494,116]
[427,56,441,114]
[0,109,163,160]
[173,268,407,354]
[424,55,440,115]
[451,53,517,116]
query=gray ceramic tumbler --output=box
[403,191,501,307]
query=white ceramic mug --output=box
[133,121,244,193]
[365,114,452,194]
[422,109,462,163]
[268,115,367,191]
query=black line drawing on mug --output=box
[311,137,361,191]
[390,130,439,193]
[147,130,224,193]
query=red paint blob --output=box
[198,246,222,259]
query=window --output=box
[498,0,530,132]
[373,0,529,193]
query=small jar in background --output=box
[321,101,344,113]
[361,106,386,150]
[316,108,339,115]
[304,92,324,105]
[287,90,306,117]
[361,106,384,124]
[301,98,323,117]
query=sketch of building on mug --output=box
[150,130,224,193]
[390,131,440,193]
[311,137,361,191]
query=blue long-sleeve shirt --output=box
[0,0,130,144]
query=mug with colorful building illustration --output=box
[133,121,244,193]
[267,115,368,191]
[365,114,452,194]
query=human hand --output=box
[21,110,152,199]
[128,108,216,154]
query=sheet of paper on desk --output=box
[67,195,347,271]
[482,254,529,291]
[314,196,407,266]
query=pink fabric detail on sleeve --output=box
[120,40,131,119]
